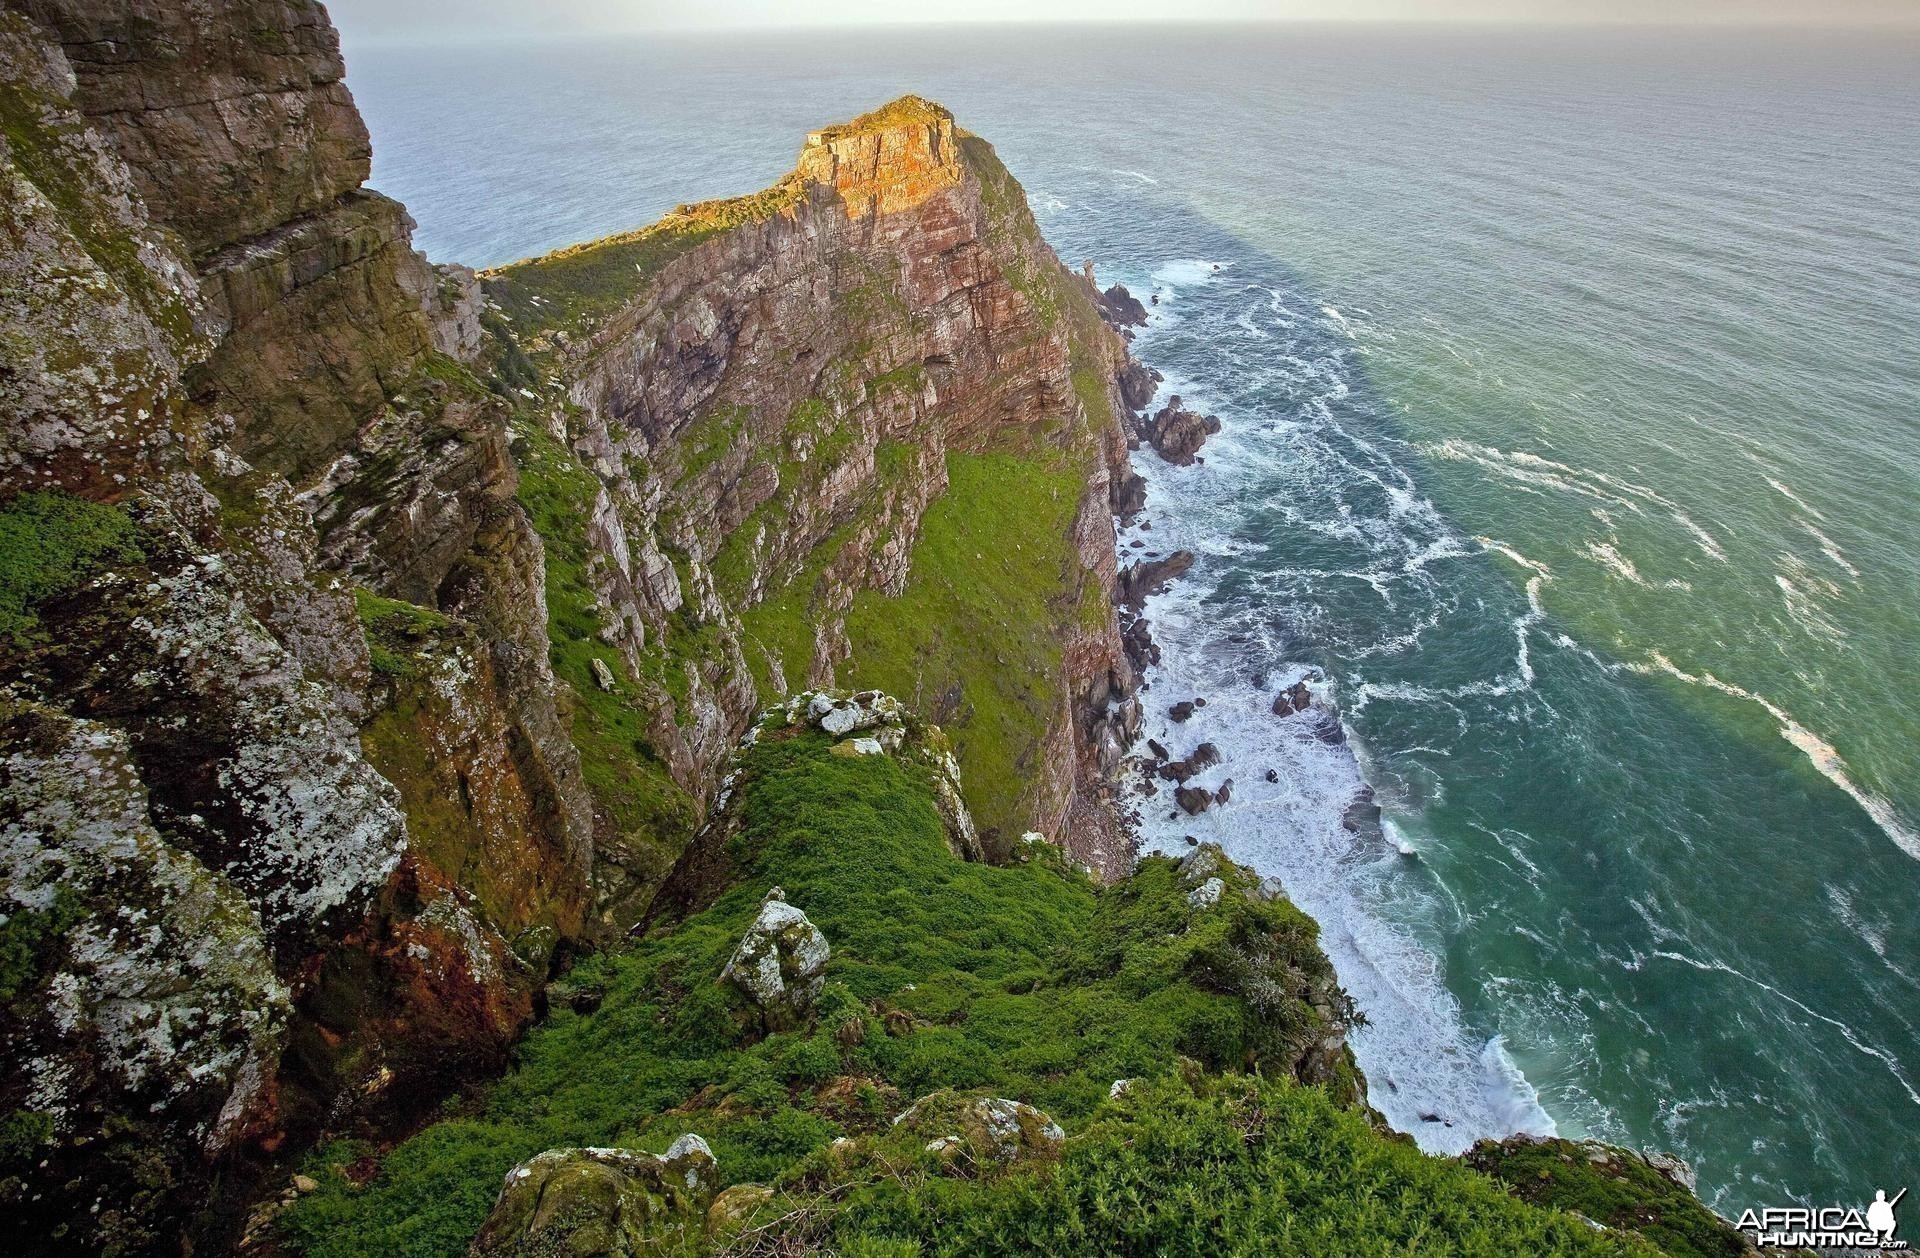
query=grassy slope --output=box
[283,722,1670,1258]
[508,415,697,887]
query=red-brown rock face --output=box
[492,97,1143,911]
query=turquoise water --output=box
[339,23,1920,1213]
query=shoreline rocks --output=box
[1140,396,1221,466]
[1118,550,1194,610]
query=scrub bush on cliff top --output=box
[282,723,1366,1256]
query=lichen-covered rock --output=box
[469,1137,718,1257]
[703,1182,774,1238]
[720,889,829,1030]
[0,704,288,1251]
[1,5,593,1250]
[892,1090,1066,1169]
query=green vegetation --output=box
[0,491,145,646]
[0,885,83,1004]
[1465,1138,1747,1258]
[840,449,1090,840]
[483,181,806,338]
[285,721,1698,1257]
[808,94,952,145]
[353,587,452,679]
[809,1072,1662,1257]
[509,417,695,887]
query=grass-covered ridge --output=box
[807,94,953,144]
[282,714,1708,1257]
[481,179,806,338]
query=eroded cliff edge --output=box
[0,4,1746,1255]
[477,94,1147,926]
[0,3,1145,1249]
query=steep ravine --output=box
[0,3,1742,1254]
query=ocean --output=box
[338,21,1920,1213]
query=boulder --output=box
[590,657,618,692]
[704,1183,774,1238]
[1169,700,1196,723]
[1143,396,1222,466]
[1176,785,1215,816]
[720,889,829,1030]
[469,1137,718,1257]
[1271,680,1312,717]
[894,1092,1065,1168]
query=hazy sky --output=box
[326,0,1920,41]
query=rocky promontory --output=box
[0,2,1743,1253]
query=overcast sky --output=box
[325,0,1920,42]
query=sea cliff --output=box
[0,2,1742,1254]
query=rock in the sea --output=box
[1141,396,1222,466]
[1157,742,1221,783]
[720,889,830,1030]
[1117,550,1195,609]
[1176,785,1215,815]
[1271,680,1312,717]
[1111,468,1149,522]
[1116,359,1161,410]
[469,1137,718,1257]
[1101,283,1150,327]
[1169,700,1197,723]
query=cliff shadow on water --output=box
[1053,183,1920,1212]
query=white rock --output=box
[720,894,830,1028]
[589,658,617,692]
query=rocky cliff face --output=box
[481,95,1145,924]
[1,3,1147,1251]
[0,2,590,1250]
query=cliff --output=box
[0,2,1742,1254]
[478,94,1144,927]
[0,3,1140,1248]
[1,2,590,1249]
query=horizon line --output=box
[338,15,1920,46]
